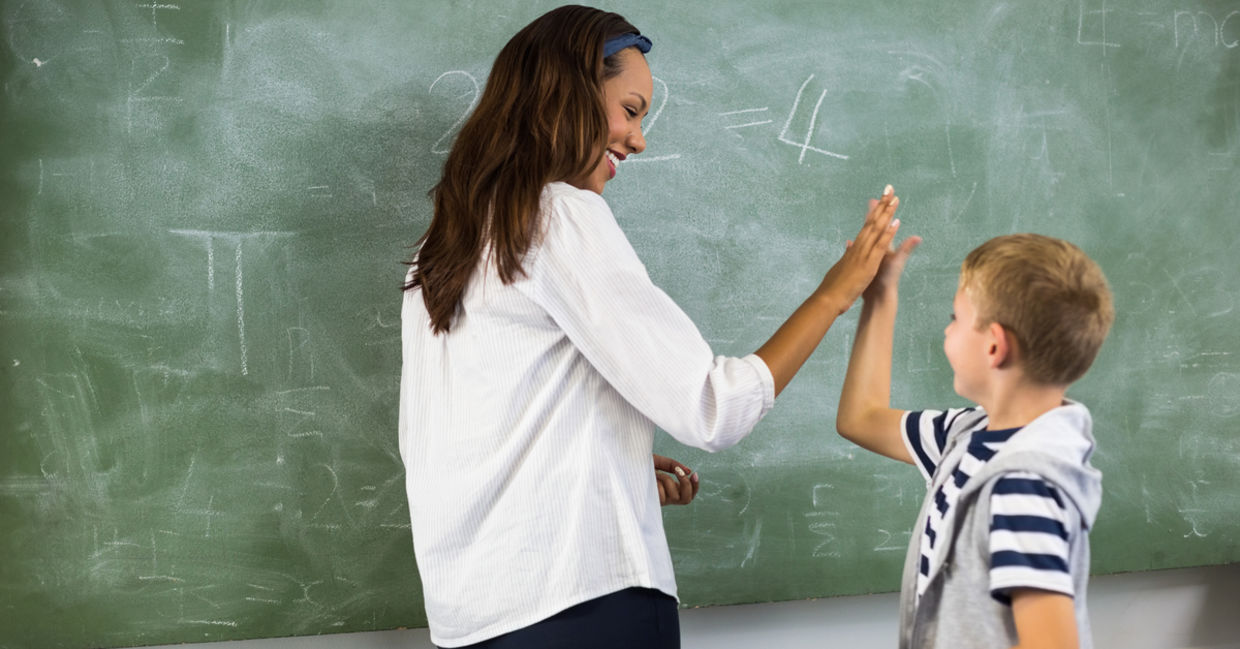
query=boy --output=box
[836,233,1114,648]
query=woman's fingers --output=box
[855,190,898,251]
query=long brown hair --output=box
[405,5,642,334]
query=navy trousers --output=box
[444,587,680,649]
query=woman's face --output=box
[571,47,652,194]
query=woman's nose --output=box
[629,128,646,154]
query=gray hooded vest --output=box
[898,401,1102,648]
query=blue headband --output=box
[603,33,652,59]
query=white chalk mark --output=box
[183,620,238,628]
[178,455,197,508]
[778,76,849,163]
[798,87,827,164]
[374,309,398,329]
[137,2,180,29]
[811,482,833,508]
[624,154,681,163]
[169,229,294,238]
[1142,483,1153,523]
[725,120,774,130]
[1180,508,1208,538]
[294,580,324,607]
[255,481,296,491]
[1223,11,1240,48]
[127,55,173,133]
[205,495,217,537]
[310,464,350,526]
[645,76,670,135]
[274,386,331,395]
[33,58,46,67]
[286,326,315,381]
[1103,63,1114,185]
[952,182,979,222]
[722,107,772,130]
[429,71,480,154]
[873,528,905,552]
[944,123,957,177]
[1163,269,1200,317]
[740,517,763,568]
[205,237,214,291]
[120,37,185,45]
[1077,0,1121,51]
[37,159,43,195]
[165,227,281,357]
[898,66,956,176]
[235,243,248,376]
[804,511,841,558]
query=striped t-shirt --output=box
[903,408,1074,604]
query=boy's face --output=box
[944,286,991,402]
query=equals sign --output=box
[308,185,333,198]
[719,107,773,131]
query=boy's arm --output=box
[835,233,921,464]
[1009,589,1079,649]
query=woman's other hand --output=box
[653,454,699,505]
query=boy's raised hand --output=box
[862,228,922,303]
[818,187,901,314]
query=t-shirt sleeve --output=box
[988,471,1075,603]
[901,407,978,482]
[520,188,775,452]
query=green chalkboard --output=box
[3,1,1238,647]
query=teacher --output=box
[399,5,901,648]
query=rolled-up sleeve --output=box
[520,188,775,451]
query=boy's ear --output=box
[987,321,1013,369]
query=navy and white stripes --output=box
[903,409,1074,603]
[989,472,1072,601]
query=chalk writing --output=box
[1175,10,1240,48]
[429,71,480,154]
[720,106,773,132]
[1078,0,1121,52]
[778,75,849,164]
[170,230,295,375]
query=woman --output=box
[400,5,901,648]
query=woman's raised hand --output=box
[816,186,901,315]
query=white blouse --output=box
[399,182,775,647]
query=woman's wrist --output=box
[809,285,855,317]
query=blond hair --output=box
[959,234,1114,385]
